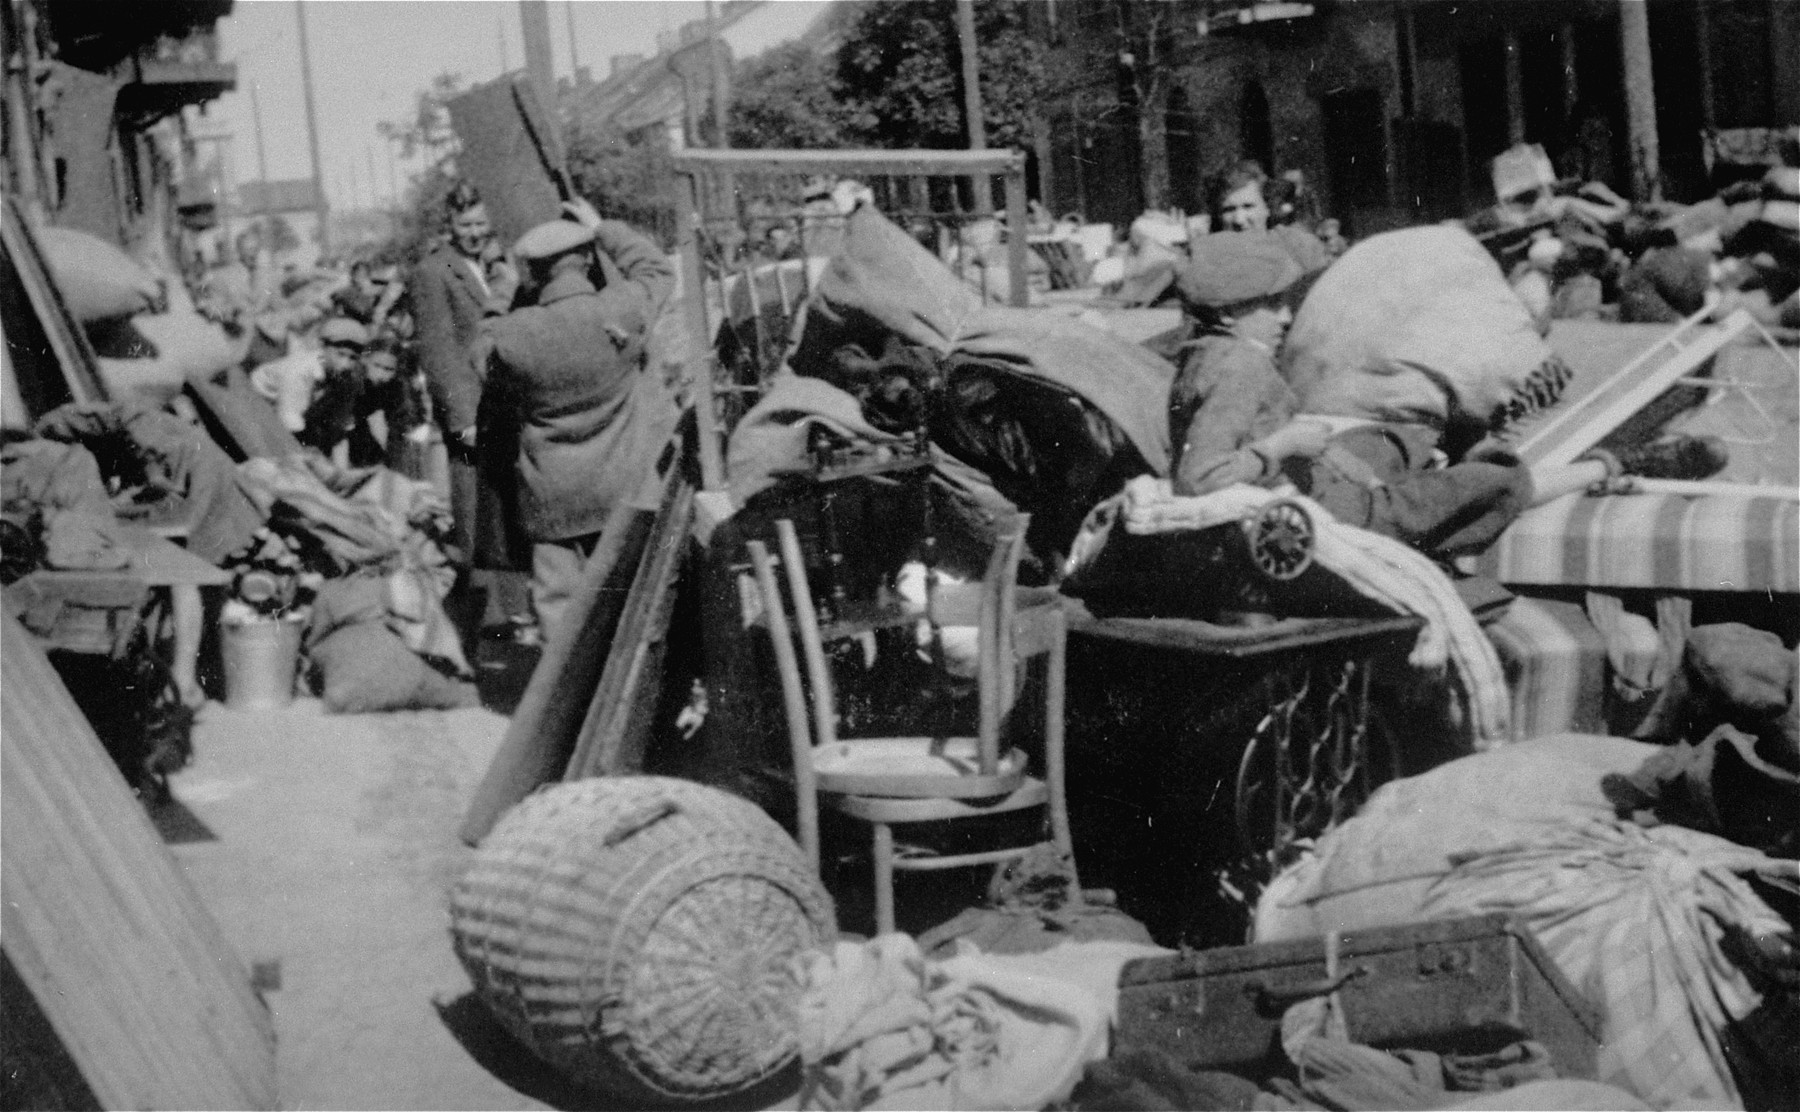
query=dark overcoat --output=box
[409,244,528,568]
[483,220,677,542]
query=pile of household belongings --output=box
[729,203,1529,745]
[236,454,475,713]
[729,197,1175,582]
[3,399,262,580]
[1468,139,1799,335]
[784,628,1796,1111]
[1252,622,1799,1110]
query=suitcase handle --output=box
[1250,964,1369,1012]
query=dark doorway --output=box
[1459,35,1510,198]
[1240,80,1274,174]
[1321,87,1389,237]
[1517,26,1568,161]
[1167,86,1202,214]
[1648,0,1708,200]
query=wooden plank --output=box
[1514,308,1753,469]
[672,148,1025,178]
[457,496,656,844]
[442,75,563,248]
[564,475,696,779]
[1,607,276,1110]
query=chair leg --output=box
[1045,619,1081,904]
[872,822,897,937]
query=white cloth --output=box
[1089,477,1511,744]
[248,348,325,433]
[796,934,1163,1111]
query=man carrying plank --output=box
[475,199,677,647]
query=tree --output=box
[728,41,856,149]
[370,71,467,264]
[564,117,679,247]
[1111,0,1188,211]
[379,70,465,168]
[835,0,1045,152]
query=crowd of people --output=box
[186,184,677,652]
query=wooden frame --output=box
[1512,307,1753,469]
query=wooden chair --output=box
[746,516,1077,936]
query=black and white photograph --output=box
[1,0,1796,1108]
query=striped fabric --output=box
[1474,491,1800,593]
[1483,597,1610,743]
[1422,818,1795,1108]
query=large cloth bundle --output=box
[1281,225,1561,432]
[788,205,1171,561]
[1255,735,1795,1108]
[38,225,160,323]
[238,456,466,676]
[451,777,837,1104]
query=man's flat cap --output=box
[514,219,595,261]
[319,317,369,347]
[1176,231,1305,308]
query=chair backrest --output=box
[746,515,1033,782]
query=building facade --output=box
[1038,0,1799,234]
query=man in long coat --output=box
[409,183,526,634]
[478,201,676,646]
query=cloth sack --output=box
[38,225,160,323]
[1255,735,1795,1109]
[1281,225,1561,433]
[306,621,477,714]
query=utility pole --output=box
[1618,0,1661,201]
[519,0,556,122]
[954,0,991,214]
[384,135,401,205]
[366,144,382,207]
[294,0,330,253]
[955,0,987,152]
[704,0,729,148]
[248,79,272,220]
[565,0,581,85]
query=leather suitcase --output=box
[1114,913,1602,1081]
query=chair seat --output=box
[830,776,1050,823]
[811,737,1030,798]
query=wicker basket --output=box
[450,776,836,1103]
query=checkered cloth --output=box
[1421,816,1797,1108]
[1473,491,1799,593]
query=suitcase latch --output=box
[1416,942,1476,978]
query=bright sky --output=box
[205,1,781,212]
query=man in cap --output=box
[476,198,675,646]
[1166,232,1329,497]
[247,316,369,464]
[304,317,374,459]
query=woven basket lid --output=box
[450,776,836,1103]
